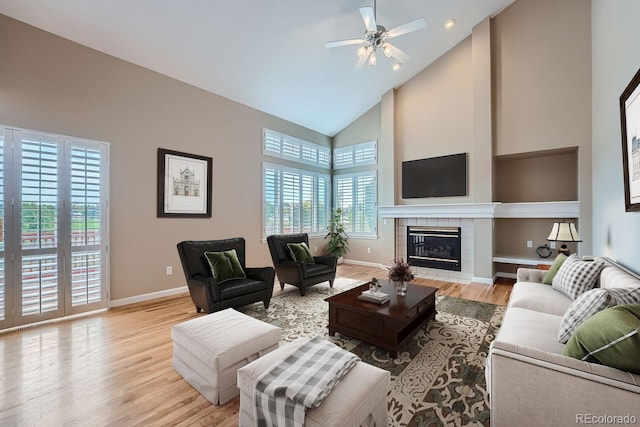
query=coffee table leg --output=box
[328,328,335,336]
[389,350,397,358]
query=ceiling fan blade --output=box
[384,43,410,63]
[386,17,427,39]
[325,38,366,49]
[359,7,377,33]
[354,46,373,71]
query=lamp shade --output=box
[547,222,582,242]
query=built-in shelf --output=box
[492,254,554,266]
[378,201,579,219]
[493,201,579,218]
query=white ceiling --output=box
[0,0,515,136]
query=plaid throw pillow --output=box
[558,287,640,343]
[552,254,605,300]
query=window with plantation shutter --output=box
[70,145,103,307]
[263,128,330,168]
[334,171,377,238]
[262,163,329,238]
[333,141,377,169]
[0,135,5,324]
[0,126,109,331]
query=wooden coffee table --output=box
[325,280,437,358]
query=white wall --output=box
[592,1,640,272]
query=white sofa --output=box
[486,257,640,427]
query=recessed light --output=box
[444,19,456,29]
[393,63,401,71]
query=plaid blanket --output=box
[254,336,360,427]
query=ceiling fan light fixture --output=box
[382,43,393,58]
[325,1,426,71]
[368,51,377,66]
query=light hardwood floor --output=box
[0,264,512,426]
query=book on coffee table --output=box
[357,290,390,304]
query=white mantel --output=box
[378,201,580,219]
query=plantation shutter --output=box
[0,126,109,330]
[263,165,281,236]
[355,173,377,235]
[262,163,329,238]
[69,144,104,308]
[334,141,377,169]
[0,134,5,326]
[335,176,353,233]
[20,134,61,317]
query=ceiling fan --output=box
[325,0,427,70]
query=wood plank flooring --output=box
[0,264,512,426]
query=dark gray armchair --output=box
[177,238,275,313]
[266,233,337,296]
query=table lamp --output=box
[547,221,581,256]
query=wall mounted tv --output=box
[402,153,467,198]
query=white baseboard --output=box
[473,276,495,285]
[110,285,188,307]
[0,308,108,335]
[342,259,387,269]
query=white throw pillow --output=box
[558,287,640,343]
[552,254,605,300]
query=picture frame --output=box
[620,67,640,212]
[157,148,212,218]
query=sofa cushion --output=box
[508,281,572,316]
[552,254,605,300]
[542,253,568,285]
[564,304,640,374]
[598,260,640,290]
[558,288,640,344]
[495,307,566,355]
[205,249,246,284]
[287,242,315,264]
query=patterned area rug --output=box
[239,278,505,427]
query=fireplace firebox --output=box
[407,226,461,272]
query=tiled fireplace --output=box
[396,218,474,283]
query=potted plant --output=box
[325,207,349,263]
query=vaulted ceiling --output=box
[0,0,515,136]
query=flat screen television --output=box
[402,153,467,198]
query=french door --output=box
[0,127,109,330]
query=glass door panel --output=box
[14,133,63,324]
[68,144,105,311]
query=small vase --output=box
[394,280,407,296]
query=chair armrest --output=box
[516,267,547,283]
[313,255,337,268]
[188,274,220,300]
[245,266,276,286]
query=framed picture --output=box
[157,148,212,217]
[620,67,640,212]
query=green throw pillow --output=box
[224,249,246,280]
[543,253,568,285]
[287,242,315,264]
[563,304,640,374]
[204,250,246,283]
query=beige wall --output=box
[492,0,592,256]
[0,15,330,300]
[332,104,384,264]
[395,36,474,205]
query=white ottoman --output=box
[237,337,390,427]
[171,308,281,405]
